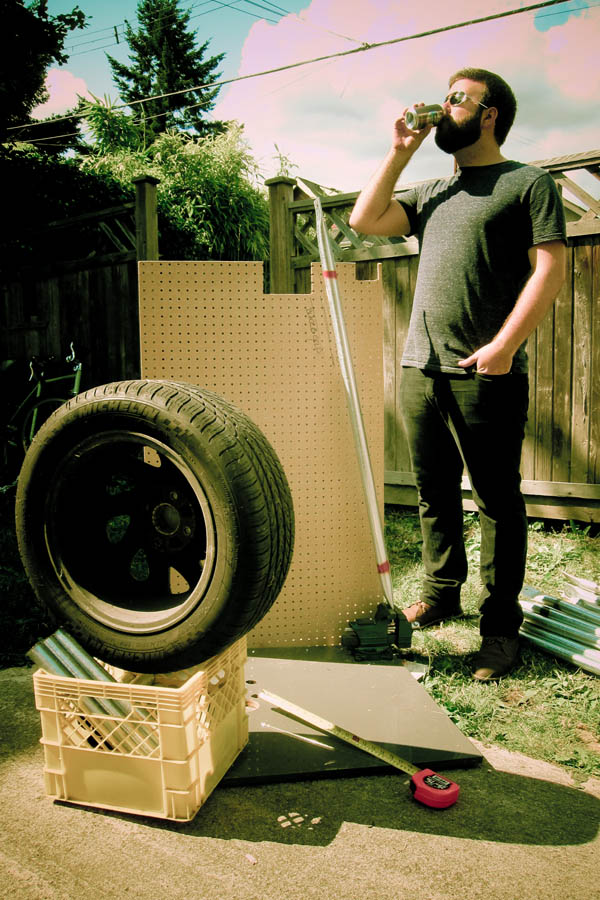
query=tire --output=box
[15,380,294,672]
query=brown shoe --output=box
[473,637,520,681]
[402,600,462,629]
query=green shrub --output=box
[81,126,269,261]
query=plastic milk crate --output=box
[33,638,248,821]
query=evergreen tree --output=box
[107,0,226,143]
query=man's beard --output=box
[435,111,483,154]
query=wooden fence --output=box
[0,175,159,389]
[266,150,600,521]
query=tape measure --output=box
[258,690,460,809]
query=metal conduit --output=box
[28,630,159,753]
[519,576,600,676]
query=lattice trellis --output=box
[289,150,600,270]
[529,150,600,237]
[291,176,419,267]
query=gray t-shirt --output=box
[398,161,567,374]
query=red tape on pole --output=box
[377,561,391,574]
[323,270,338,279]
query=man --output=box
[349,68,566,680]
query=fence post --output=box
[133,175,160,261]
[265,176,296,293]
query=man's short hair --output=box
[448,67,517,146]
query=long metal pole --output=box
[519,586,600,627]
[314,198,395,610]
[519,601,600,650]
[520,624,600,676]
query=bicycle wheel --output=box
[20,397,67,451]
[16,380,294,672]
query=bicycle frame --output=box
[21,362,83,446]
[3,346,82,460]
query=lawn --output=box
[1,486,599,779]
[385,505,600,781]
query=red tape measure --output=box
[410,769,460,809]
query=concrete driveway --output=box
[1,665,598,900]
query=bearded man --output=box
[350,68,566,680]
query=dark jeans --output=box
[399,366,529,637]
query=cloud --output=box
[533,0,586,32]
[214,0,600,190]
[31,68,91,119]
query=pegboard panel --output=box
[138,261,385,647]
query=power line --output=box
[65,0,220,49]
[67,2,280,57]
[14,0,597,138]
[65,0,366,60]
[61,0,596,57]
[64,0,284,54]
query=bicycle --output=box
[1,343,82,489]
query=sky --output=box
[38,0,600,192]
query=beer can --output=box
[405,104,444,130]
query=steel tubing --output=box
[519,605,600,651]
[553,598,600,626]
[521,584,600,624]
[314,197,395,610]
[53,628,116,682]
[28,642,76,679]
[29,640,124,737]
[520,624,600,676]
[52,629,158,737]
[29,632,158,753]
[520,600,600,643]
[520,621,600,661]
[521,620,600,663]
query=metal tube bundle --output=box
[28,629,159,752]
[519,576,600,676]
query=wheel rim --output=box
[44,430,217,634]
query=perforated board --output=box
[138,261,385,647]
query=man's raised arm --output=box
[349,111,431,237]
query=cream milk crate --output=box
[33,638,248,821]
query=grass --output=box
[1,486,599,779]
[385,505,600,781]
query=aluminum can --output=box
[405,104,444,130]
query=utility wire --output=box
[67,1,281,57]
[66,0,364,58]
[68,4,276,56]
[13,0,596,137]
[64,0,283,52]
[64,0,361,53]
[65,0,220,48]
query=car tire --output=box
[15,379,294,672]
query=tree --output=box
[0,0,86,141]
[81,126,269,262]
[107,0,226,144]
[78,94,143,154]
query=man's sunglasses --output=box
[444,90,489,110]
